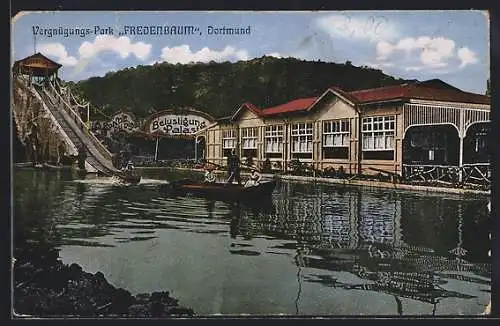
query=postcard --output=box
[11,10,491,317]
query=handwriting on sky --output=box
[335,15,389,40]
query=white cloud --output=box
[364,61,394,69]
[159,45,249,64]
[39,36,152,71]
[38,43,78,66]
[78,35,151,61]
[404,66,452,75]
[267,52,283,58]
[316,14,398,42]
[38,36,153,78]
[373,36,478,73]
[376,37,455,67]
[404,66,425,72]
[419,37,455,68]
[457,47,478,68]
[375,41,394,60]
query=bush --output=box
[262,158,272,173]
[289,157,306,176]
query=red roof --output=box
[350,84,409,103]
[259,97,318,116]
[230,102,262,120]
[350,81,490,105]
[231,79,490,120]
[242,102,261,115]
[328,87,360,105]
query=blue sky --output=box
[12,11,489,94]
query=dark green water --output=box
[13,168,491,316]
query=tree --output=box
[486,78,491,96]
[74,56,411,119]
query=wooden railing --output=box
[30,86,79,156]
[47,81,114,163]
[403,163,490,188]
[462,163,491,186]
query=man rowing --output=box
[226,149,242,185]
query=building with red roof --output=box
[13,52,62,81]
[197,79,490,186]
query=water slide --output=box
[14,76,121,176]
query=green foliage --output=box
[73,56,413,119]
[289,157,306,175]
[262,158,272,173]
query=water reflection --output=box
[272,182,490,314]
[13,169,490,315]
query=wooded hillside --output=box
[70,56,415,119]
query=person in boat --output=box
[244,168,262,188]
[122,160,135,173]
[204,166,216,184]
[226,150,242,185]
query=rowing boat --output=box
[170,178,277,200]
[112,171,142,185]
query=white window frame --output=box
[241,127,258,149]
[264,125,284,153]
[222,129,236,150]
[291,122,313,153]
[323,119,350,147]
[362,116,395,151]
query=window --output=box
[362,116,395,160]
[222,129,236,157]
[291,123,313,159]
[291,123,313,153]
[323,119,349,147]
[323,119,350,158]
[241,127,258,149]
[362,116,395,150]
[323,119,349,159]
[265,125,283,156]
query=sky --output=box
[11,11,490,94]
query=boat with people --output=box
[170,177,277,200]
[112,161,142,185]
[112,171,142,185]
[170,155,278,201]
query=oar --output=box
[240,162,261,172]
[204,160,253,172]
[205,159,271,176]
[204,161,225,170]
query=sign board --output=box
[145,110,214,137]
[91,112,140,135]
[108,112,140,133]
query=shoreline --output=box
[136,166,491,197]
[13,246,195,318]
[13,163,490,196]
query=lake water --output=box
[13,168,491,316]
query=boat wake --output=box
[136,178,170,185]
[74,177,170,186]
